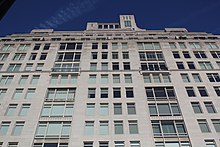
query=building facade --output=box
[0,15,220,147]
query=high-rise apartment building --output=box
[0,15,220,147]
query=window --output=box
[148,103,181,116]
[0,75,13,85]
[141,62,167,71]
[31,75,40,84]
[13,89,23,99]
[114,121,123,134]
[0,89,7,100]
[86,103,95,116]
[91,52,98,59]
[191,102,202,113]
[185,87,196,97]
[100,103,109,115]
[60,43,82,50]
[84,142,93,147]
[143,74,171,83]
[33,43,41,50]
[112,43,118,49]
[102,43,108,49]
[204,102,216,113]
[205,140,216,147]
[112,62,119,70]
[192,73,202,82]
[88,88,96,98]
[126,87,134,98]
[12,122,24,136]
[124,20,132,27]
[18,44,30,51]
[113,88,121,98]
[139,52,164,61]
[181,74,190,83]
[182,51,191,58]
[169,42,177,49]
[85,121,94,136]
[129,120,139,134]
[155,141,190,147]
[114,103,122,115]
[39,53,47,60]
[187,62,196,69]
[5,104,17,116]
[0,64,3,71]
[19,75,28,84]
[1,44,14,51]
[189,42,201,49]
[33,143,68,147]
[214,86,220,96]
[26,88,36,99]
[99,142,108,147]
[41,104,74,117]
[124,74,132,83]
[13,53,26,60]
[90,63,97,71]
[36,63,44,71]
[194,51,207,58]
[127,103,136,115]
[123,62,130,70]
[88,75,96,84]
[101,88,108,98]
[115,141,124,147]
[198,87,208,97]
[29,53,37,60]
[36,121,71,138]
[7,142,18,147]
[0,53,9,61]
[198,119,210,133]
[143,74,151,83]
[60,75,68,84]
[101,63,108,70]
[7,64,21,72]
[199,62,213,69]
[102,52,108,59]
[146,87,176,100]
[56,52,81,62]
[212,120,220,132]
[101,75,108,84]
[122,42,128,49]
[172,51,180,58]
[137,42,161,50]
[206,73,220,82]
[19,104,30,116]
[179,42,187,49]
[24,63,33,71]
[46,88,76,101]
[92,43,98,49]
[210,51,220,58]
[122,52,129,59]
[43,43,51,50]
[112,52,119,59]
[130,141,140,147]
[151,120,187,136]
[113,74,120,83]
[100,121,109,135]
[176,62,185,69]
[206,42,218,49]
[0,122,10,135]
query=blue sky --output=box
[1,0,220,36]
